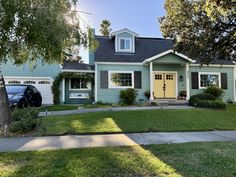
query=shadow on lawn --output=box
[4,146,183,177]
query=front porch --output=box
[143,50,195,101]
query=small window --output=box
[38,81,50,84]
[166,74,174,80]
[199,73,220,88]
[24,81,36,84]
[70,78,90,90]
[119,38,131,51]
[8,80,20,84]
[155,74,162,80]
[109,71,133,88]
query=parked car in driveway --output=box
[6,84,42,108]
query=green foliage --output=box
[179,90,187,97]
[195,100,226,109]
[150,102,157,106]
[189,94,216,106]
[52,72,94,104]
[9,107,39,133]
[160,0,236,63]
[119,88,137,105]
[189,92,225,109]
[203,86,224,99]
[100,19,112,36]
[144,90,150,100]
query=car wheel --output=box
[18,99,28,109]
[35,94,42,107]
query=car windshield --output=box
[6,85,27,94]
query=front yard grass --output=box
[38,105,78,112]
[0,142,235,177]
[37,105,236,135]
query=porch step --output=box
[155,99,188,105]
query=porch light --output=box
[179,75,184,81]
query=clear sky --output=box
[77,0,166,38]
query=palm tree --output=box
[100,20,112,36]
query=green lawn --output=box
[37,105,236,135]
[0,142,235,177]
[38,105,78,112]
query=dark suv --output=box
[6,84,42,108]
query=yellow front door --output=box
[153,73,176,99]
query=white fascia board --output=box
[143,49,195,64]
[111,28,139,37]
[94,62,143,65]
[62,69,95,73]
[189,64,235,68]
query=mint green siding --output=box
[189,66,235,101]
[1,60,61,79]
[64,78,93,104]
[96,64,149,103]
[153,64,186,95]
[154,54,187,64]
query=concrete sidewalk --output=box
[0,131,236,152]
[39,105,193,117]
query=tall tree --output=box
[0,0,96,133]
[100,19,112,36]
[159,0,236,63]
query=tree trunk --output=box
[0,73,11,134]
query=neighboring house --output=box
[1,60,61,104]
[2,28,236,104]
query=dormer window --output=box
[111,28,139,53]
[119,38,131,51]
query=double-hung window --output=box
[199,72,220,89]
[119,38,131,51]
[109,71,134,88]
[70,78,90,90]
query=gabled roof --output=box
[62,62,95,72]
[110,28,139,37]
[143,49,196,64]
[95,36,174,63]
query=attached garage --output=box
[4,77,53,104]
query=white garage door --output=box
[4,77,53,104]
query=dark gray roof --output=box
[95,36,174,63]
[95,36,235,65]
[62,62,95,71]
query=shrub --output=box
[9,107,39,133]
[179,90,187,97]
[119,88,137,105]
[189,94,216,106]
[195,100,226,109]
[144,90,150,100]
[204,86,224,99]
[150,102,157,106]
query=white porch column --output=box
[62,78,65,103]
[186,63,190,100]
[150,62,154,100]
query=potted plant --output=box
[179,90,187,100]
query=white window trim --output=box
[108,70,134,89]
[69,78,91,91]
[118,37,132,52]
[198,72,221,89]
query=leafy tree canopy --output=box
[159,0,236,63]
[0,0,96,65]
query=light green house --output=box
[2,28,236,104]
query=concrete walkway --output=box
[39,105,193,117]
[0,131,236,152]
